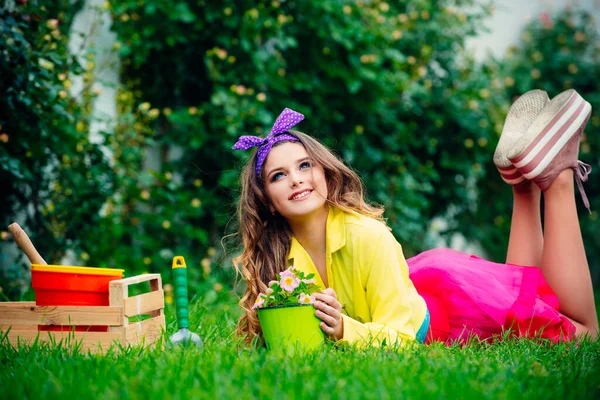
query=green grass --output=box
[1,295,600,400]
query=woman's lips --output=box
[289,189,313,201]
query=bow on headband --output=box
[232,108,304,177]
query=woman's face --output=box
[262,142,328,221]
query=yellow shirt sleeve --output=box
[340,227,418,347]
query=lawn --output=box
[1,293,599,400]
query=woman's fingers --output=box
[320,321,335,335]
[314,297,340,317]
[315,296,341,313]
[314,292,342,313]
[315,308,338,327]
[313,289,344,339]
[314,293,342,329]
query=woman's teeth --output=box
[292,190,311,200]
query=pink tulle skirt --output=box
[407,248,576,343]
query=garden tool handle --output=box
[172,256,189,329]
[8,223,47,265]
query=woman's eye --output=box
[271,172,285,182]
[300,161,311,170]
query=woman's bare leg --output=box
[506,181,543,267]
[541,169,598,338]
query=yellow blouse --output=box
[288,206,427,347]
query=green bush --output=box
[2,2,598,301]
[0,1,116,297]
[103,0,498,278]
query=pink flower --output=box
[252,294,266,309]
[298,293,315,305]
[46,19,59,29]
[279,266,296,279]
[280,275,300,292]
[540,12,553,29]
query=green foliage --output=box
[0,1,115,296]
[100,0,496,277]
[2,2,599,301]
[470,9,600,282]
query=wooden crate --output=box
[0,273,165,354]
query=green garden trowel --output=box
[169,256,203,347]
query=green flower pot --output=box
[257,304,325,353]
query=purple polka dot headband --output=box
[232,108,304,177]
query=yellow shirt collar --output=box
[288,206,346,261]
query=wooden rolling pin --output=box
[8,222,47,265]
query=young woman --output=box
[232,90,598,347]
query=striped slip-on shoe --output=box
[507,89,592,211]
[493,89,549,185]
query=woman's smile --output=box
[289,189,313,201]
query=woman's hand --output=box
[314,288,344,341]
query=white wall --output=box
[69,0,119,147]
[469,0,600,61]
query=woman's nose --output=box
[289,171,303,186]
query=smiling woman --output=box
[232,109,387,343]
[231,109,428,344]
[232,105,598,349]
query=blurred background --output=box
[1,0,599,304]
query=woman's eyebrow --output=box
[265,166,281,178]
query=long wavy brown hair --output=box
[233,130,385,344]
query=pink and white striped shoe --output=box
[507,89,593,210]
[493,90,549,185]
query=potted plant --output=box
[253,266,325,353]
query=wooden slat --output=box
[108,277,128,343]
[0,324,37,331]
[149,276,164,317]
[0,303,123,326]
[150,275,162,292]
[1,301,35,306]
[110,274,162,288]
[5,330,122,354]
[125,314,165,345]
[124,290,164,317]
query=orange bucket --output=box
[31,264,124,332]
